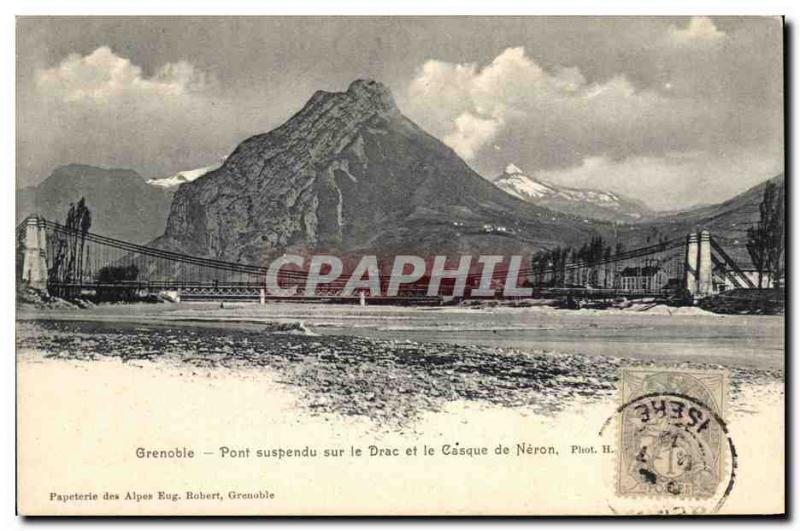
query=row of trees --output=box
[47,199,144,299]
[530,236,625,287]
[48,198,93,288]
[746,180,784,289]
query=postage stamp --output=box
[616,367,729,500]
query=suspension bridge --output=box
[17,215,759,304]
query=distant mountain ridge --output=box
[16,164,173,244]
[617,174,784,267]
[492,163,654,222]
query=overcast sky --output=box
[16,16,783,210]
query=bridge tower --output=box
[21,216,48,291]
[685,232,698,298]
[697,230,713,297]
[684,230,714,299]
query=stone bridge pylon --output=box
[20,216,48,291]
[684,229,722,299]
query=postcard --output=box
[15,16,785,516]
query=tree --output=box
[765,182,785,287]
[78,198,92,280]
[746,226,767,288]
[97,264,139,283]
[531,251,550,286]
[96,265,139,301]
[602,246,612,288]
[556,247,570,287]
[67,198,92,281]
[48,199,92,297]
[612,242,625,289]
[747,181,784,288]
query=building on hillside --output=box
[618,264,669,292]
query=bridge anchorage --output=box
[16,215,758,304]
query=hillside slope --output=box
[617,174,784,265]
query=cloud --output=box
[668,16,726,45]
[443,112,503,161]
[35,46,211,103]
[403,21,780,210]
[406,46,677,163]
[18,47,244,184]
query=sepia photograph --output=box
[13,14,785,516]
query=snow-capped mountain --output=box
[147,160,224,189]
[493,163,654,222]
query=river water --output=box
[17,301,785,371]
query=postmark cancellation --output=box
[616,367,729,500]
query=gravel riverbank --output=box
[17,319,783,426]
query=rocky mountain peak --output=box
[303,79,397,122]
[156,80,598,264]
[215,79,401,186]
[346,79,396,110]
